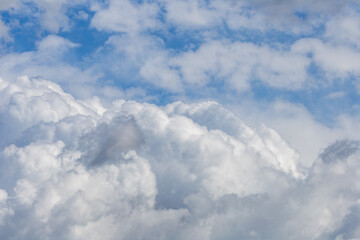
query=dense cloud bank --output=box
[0,76,359,239]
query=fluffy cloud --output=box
[293,38,360,73]
[5,32,360,98]
[3,0,356,35]
[141,37,360,92]
[0,189,13,225]
[170,40,310,91]
[0,76,359,239]
[325,10,360,48]
[103,33,360,94]
[91,0,161,33]
[104,36,312,92]
[163,0,221,28]
[0,35,101,98]
[1,1,360,238]
[3,0,87,32]
[1,0,359,99]
[160,0,359,33]
[103,34,184,92]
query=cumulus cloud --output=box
[1,0,358,98]
[103,34,183,92]
[103,36,312,93]
[292,38,360,78]
[325,10,360,49]
[0,35,101,98]
[1,1,360,238]
[4,0,87,32]
[159,0,360,33]
[91,0,161,33]
[5,32,360,98]
[103,34,360,94]
[171,40,310,91]
[0,76,359,239]
[4,0,356,36]
[163,0,221,28]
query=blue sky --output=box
[1,0,360,126]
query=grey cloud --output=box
[316,205,360,240]
[80,117,144,167]
[320,139,359,164]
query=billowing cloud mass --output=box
[0,0,360,239]
[0,76,358,239]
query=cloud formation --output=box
[0,76,359,239]
[0,1,360,239]
[0,0,359,103]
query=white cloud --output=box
[163,0,220,28]
[103,33,183,92]
[140,54,184,92]
[292,38,360,78]
[104,34,360,93]
[170,40,310,91]
[0,75,99,149]
[160,0,358,33]
[167,38,360,92]
[2,76,360,238]
[2,0,359,42]
[3,1,355,97]
[104,38,311,93]
[325,11,360,49]
[0,0,360,236]
[0,0,87,33]
[228,98,360,172]
[0,35,101,98]
[242,0,357,33]
[91,0,160,33]
[326,91,346,99]
[0,20,11,42]
[0,76,303,237]
[98,32,360,94]
[36,34,79,54]
[0,189,13,225]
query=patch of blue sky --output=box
[0,6,42,53]
[231,27,302,48]
[152,27,206,52]
[0,4,107,55]
[0,1,358,126]
[59,18,111,66]
[151,27,308,64]
[294,11,308,21]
